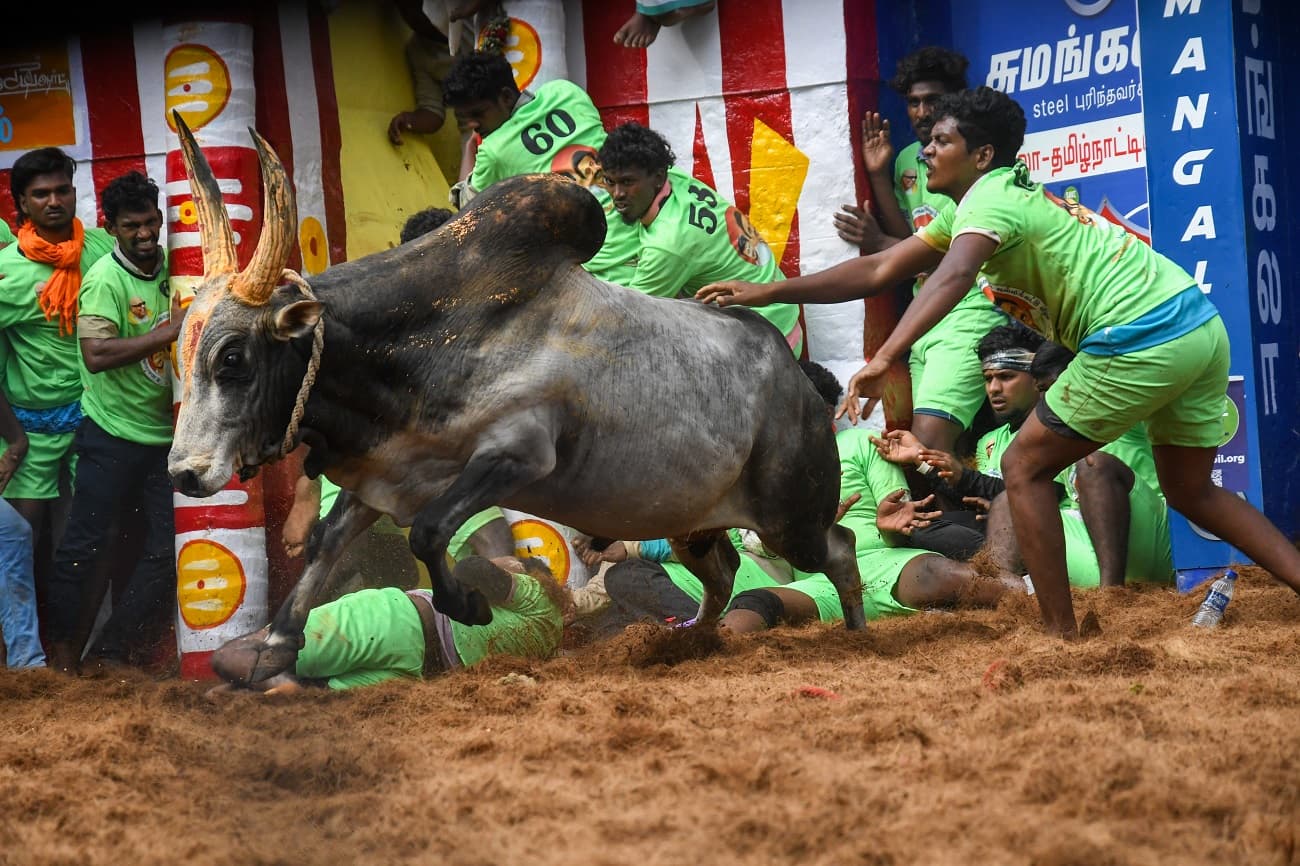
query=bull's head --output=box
[168,113,323,497]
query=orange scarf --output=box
[17,218,85,336]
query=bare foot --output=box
[613,12,661,48]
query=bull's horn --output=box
[174,110,239,279]
[230,127,297,307]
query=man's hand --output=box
[282,476,321,559]
[875,490,940,537]
[695,280,774,308]
[835,492,862,522]
[918,448,964,483]
[962,496,991,521]
[573,536,628,569]
[832,203,890,253]
[860,112,895,175]
[869,429,924,467]
[0,436,29,495]
[838,357,893,424]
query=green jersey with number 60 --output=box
[470,79,607,193]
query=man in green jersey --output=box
[888,326,1172,590]
[719,361,1022,635]
[0,148,115,587]
[596,123,804,353]
[441,51,641,285]
[834,47,1006,455]
[210,555,565,694]
[699,87,1300,637]
[44,172,181,674]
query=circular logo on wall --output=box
[164,43,233,133]
[510,518,572,584]
[176,539,248,629]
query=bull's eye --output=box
[221,349,242,369]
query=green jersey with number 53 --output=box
[626,168,800,339]
[470,79,608,194]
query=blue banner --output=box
[951,0,1149,238]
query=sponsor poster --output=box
[951,0,1149,240]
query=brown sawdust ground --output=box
[2,566,1298,866]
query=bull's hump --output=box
[455,174,606,266]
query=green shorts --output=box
[663,554,782,605]
[1061,478,1175,588]
[296,587,426,690]
[1045,316,1231,447]
[2,430,76,501]
[787,546,926,623]
[450,573,564,667]
[446,506,509,562]
[909,304,1008,428]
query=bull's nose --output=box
[172,468,203,497]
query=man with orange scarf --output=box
[0,147,113,664]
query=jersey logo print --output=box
[725,206,771,267]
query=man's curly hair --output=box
[597,123,676,176]
[933,86,1027,169]
[1030,342,1076,384]
[799,359,844,411]
[443,51,518,107]
[888,46,969,95]
[400,207,454,244]
[976,322,1045,362]
[100,171,160,225]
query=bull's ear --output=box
[272,300,323,342]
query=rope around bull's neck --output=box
[278,269,323,460]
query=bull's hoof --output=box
[843,606,867,631]
[212,628,304,685]
[433,587,494,626]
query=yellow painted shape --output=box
[177,539,247,630]
[299,216,330,275]
[747,118,808,265]
[327,1,458,259]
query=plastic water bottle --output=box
[1191,569,1238,628]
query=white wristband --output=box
[915,460,934,476]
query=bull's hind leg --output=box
[244,490,381,683]
[764,523,865,630]
[666,530,741,625]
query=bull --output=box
[167,114,865,683]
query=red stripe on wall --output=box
[81,26,147,225]
[252,6,300,272]
[308,3,347,266]
[691,104,716,190]
[845,0,910,430]
[581,0,649,129]
[716,1,798,275]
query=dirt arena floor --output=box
[2,566,1297,866]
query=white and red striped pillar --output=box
[163,20,271,679]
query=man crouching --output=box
[210,556,568,695]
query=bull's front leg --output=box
[408,420,558,626]
[220,490,381,684]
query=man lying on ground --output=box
[209,556,566,695]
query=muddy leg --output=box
[667,530,739,625]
